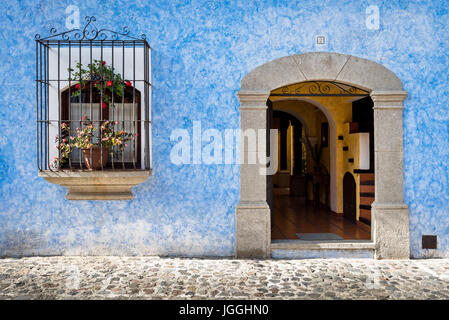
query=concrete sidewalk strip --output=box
[0,257,448,300]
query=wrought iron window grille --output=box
[35,16,152,172]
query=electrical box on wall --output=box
[422,235,437,249]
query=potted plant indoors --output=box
[52,116,135,170]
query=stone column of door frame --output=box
[370,90,410,259]
[235,90,271,259]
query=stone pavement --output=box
[0,256,448,300]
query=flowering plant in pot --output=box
[68,60,132,109]
[52,116,135,170]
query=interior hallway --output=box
[271,189,371,240]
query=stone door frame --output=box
[235,52,410,259]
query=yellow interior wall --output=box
[271,97,363,215]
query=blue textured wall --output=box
[0,0,448,258]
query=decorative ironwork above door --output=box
[270,81,370,97]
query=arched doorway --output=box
[343,172,356,223]
[236,52,410,259]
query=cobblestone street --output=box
[0,257,448,300]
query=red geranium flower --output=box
[75,84,80,89]
[102,102,107,109]
[125,81,132,87]
[106,81,113,87]
[102,61,106,65]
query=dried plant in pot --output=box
[300,134,329,176]
[51,116,135,171]
[300,134,330,207]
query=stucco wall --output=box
[0,0,448,258]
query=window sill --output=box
[38,170,151,200]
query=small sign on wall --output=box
[315,35,328,51]
[316,35,325,45]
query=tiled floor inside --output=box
[271,188,371,240]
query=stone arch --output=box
[236,52,409,260]
[241,52,403,92]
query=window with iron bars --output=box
[35,17,151,172]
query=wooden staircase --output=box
[359,173,374,225]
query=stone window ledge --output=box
[38,170,151,200]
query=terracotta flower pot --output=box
[82,147,109,170]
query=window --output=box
[36,16,151,172]
[35,17,151,199]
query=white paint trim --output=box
[359,132,370,170]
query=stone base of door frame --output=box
[235,201,271,259]
[372,202,410,259]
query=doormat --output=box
[295,233,344,240]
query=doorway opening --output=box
[236,52,410,259]
[268,83,374,241]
